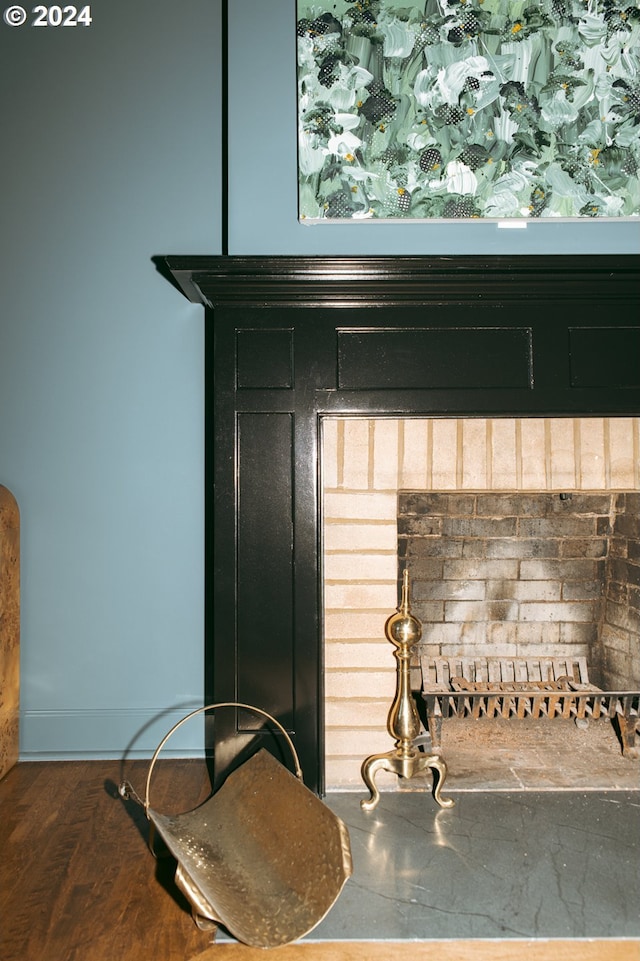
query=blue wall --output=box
[0,0,221,756]
[228,0,639,255]
[1,0,638,760]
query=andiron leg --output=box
[360,748,454,812]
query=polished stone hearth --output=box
[214,716,640,943]
[311,789,640,942]
[215,721,640,944]
[213,786,639,943]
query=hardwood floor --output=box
[1,761,637,961]
[195,944,638,961]
[1,760,213,961]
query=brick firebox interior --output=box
[322,417,640,791]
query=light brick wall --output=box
[322,417,640,791]
[400,492,613,674]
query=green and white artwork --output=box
[296,0,640,221]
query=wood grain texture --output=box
[192,942,640,961]
[0,485,19,780]
[0,760,213,961]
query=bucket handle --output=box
[122,702,303,817]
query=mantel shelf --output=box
[164,254,639,308]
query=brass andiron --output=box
[360,570,454,812]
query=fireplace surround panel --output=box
[165,255,640,794]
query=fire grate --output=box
[420,655,639,759]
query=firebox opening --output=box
[400,490,639,693]
[322,417,640,793]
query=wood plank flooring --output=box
[194,943,639,961]
[1,760,212,961]
[1,761,638,961]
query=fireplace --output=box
[164,255,640,794]
[322,416,639,789]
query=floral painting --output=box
[296,0,640,221]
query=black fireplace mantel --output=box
[164,254,640,794]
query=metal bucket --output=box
[120,703,352,948]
